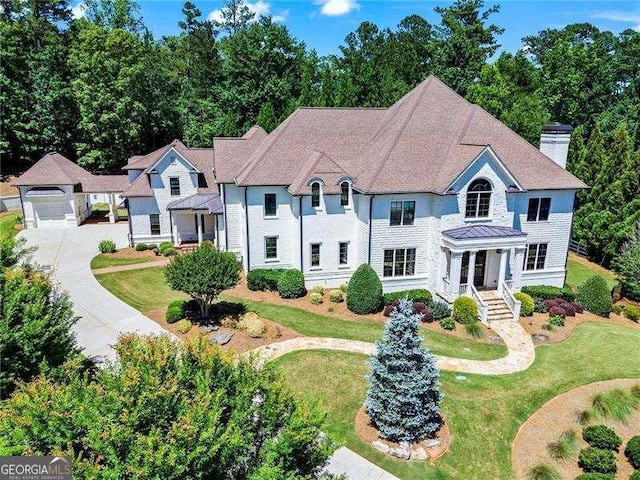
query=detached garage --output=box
[14,152,129,229]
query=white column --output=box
[466,250,476,293]
[172,214,179,247]
[108,194,116,223]
[449,252,463,296]
[498,248,508,293]
[513,247,526,291]
[196,213,203,245]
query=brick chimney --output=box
[539,123,572,169]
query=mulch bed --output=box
[355,407,450,461]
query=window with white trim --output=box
[340,182,350,206]
[527,197,551,222]
[339,242,348,265]
[310,243,321,267]
[265,236,278,260]
[150,214,160,235]
[264,194,277,217]
[169,177,180,196]
[383,248,416,277]
[524,243,547,271]
[389,201,415,226]
[465,179,491,218]
[311,182,321,208]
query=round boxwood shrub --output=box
[582,425,622,451]
[577,276,613,318]
[514,292,534,316]
[246,269,285,291]
[578,447,617,474]
[346,264,383,314]
[166,306,183,324]
[311,285,324,295]
[626,436,640,469]
[135,243,148,251]
[329,289,344,303]
[277,269,306,299]
[98,239,116,253]
[452,296,478,325]
[309,292,323,305]
[574,474,615,480]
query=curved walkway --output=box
[249,319,535,375]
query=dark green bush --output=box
[514,292,535,316]
[452,296,478,325]
[577,276,613,317]
[146,243,157,250]
[247,269,286,291]
[277,269,306,299]
[135,243,148,251]
[630,470,640,480]
[166,306,183,324]
[578,447,617,474]
[98,239,116,253]
[626,436,640,469]
[159,241,173,252]
[346,264,383,314]
[163,247,177,257]
[522,285,576,302]
[574,474,615,480]
[383,289,432,305]
[582,425,622,451]
[168,300,185,313]
[439,317,455,330]
[430,300,451,320]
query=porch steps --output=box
[478,291,514,322]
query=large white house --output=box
[120,77,586,307]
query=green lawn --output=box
[0,211,20,240]
[95,267,507,361]
[566,255,617,291]
[274,322,640,480]
[90,253,159,270]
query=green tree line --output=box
[2,0,639,264]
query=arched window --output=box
[465,179,492,218]
[311,182,321,208]
[340,181,350,206]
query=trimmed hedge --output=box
[452,296,478,325]
[626,436,640,469]
[163,247,177,257]
[277,269,306,299]
[522,285,576,302]
[159,241,173,253]
[578,447,617,474]
[135,243,148,251]
[582,425,622,451]
[347,264,383,314]
[574,474,615,480]
[514,292,534,316]
[577,276,613,318]
[168,300,186,312]
[166,306,183,324]
[247,269,286,291]
[383,289,432,306]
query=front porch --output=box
[167,193,223,248]
[440,225,528,323]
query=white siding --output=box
[20,185,80,229]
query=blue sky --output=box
[74,0,640,56]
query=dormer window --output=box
[311,182,321,208]
[340,182,350,206]
[465,179,491,218]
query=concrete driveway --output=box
[18,224,169,362]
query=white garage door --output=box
[34,199,66,228]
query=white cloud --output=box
[70,2,87,20]
[316,0,360,17]
[591,11,640,31]
[207,1,288,24]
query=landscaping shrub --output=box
[563,302,577,316]
[412,302,426,313]
[159,241,173,253]
[246,269,285,291]
[574,474,615,480]
[309,292,323,305]
[578,447,617,474]
[383,305,395,317]
[548,305,566,318]
[514,292,534,316]
[146,243,157,250]
[452,296,478,324]
[152,247,160,256]
[168,300,186,313]
[430,300,451,320]
[589,388,640,423]
[548,430,578,459]
[311,285,324,295]
[237,312,267,338]
[329,289,344,303]
[439,317,455,330]
[166,306,183,324]
[626,436,640,469]
[544,299,559,310]
[339,283,348,293]
[464,321,483,339]
[421,310,435,323]
[135,243,148,251]
[163,247,177,256]
[98,239,116,253]
[534,298,547,313]
[572,301,585,313]
[623,305,640,322]
[277,269,306,299]
[612,304,624,315]
[346,264,383,314]
[523,285,576,302]
[549,315,565,327]
[526,464,560,480]
[630,471,640,480]
[577,276,613,317]
[583,425,622,451]
[383,289,432,306]
[176,319,192,334]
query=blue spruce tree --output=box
[364,299,443,443]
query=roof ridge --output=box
[297,106,388,111]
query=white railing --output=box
[468,284,488,324]
[459,283,469,295]
[503,279,514,291]
[501,280,521,321]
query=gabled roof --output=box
[288,151,351,195]
[233,76,587,193]
[14,152,128,193]
[213,126,267,183]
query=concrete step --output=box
[488,313,514,321]
[488,308,512,316]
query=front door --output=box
[474,250,487,287]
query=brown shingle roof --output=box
[213,126,268,183]
[234,76,587,193]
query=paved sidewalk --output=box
[19,224,170,362]
[325,447,400,480]
[92,258,169,275]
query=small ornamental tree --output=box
[347,264,383,314]
[164,242,241,317]
[365,299,443,443]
